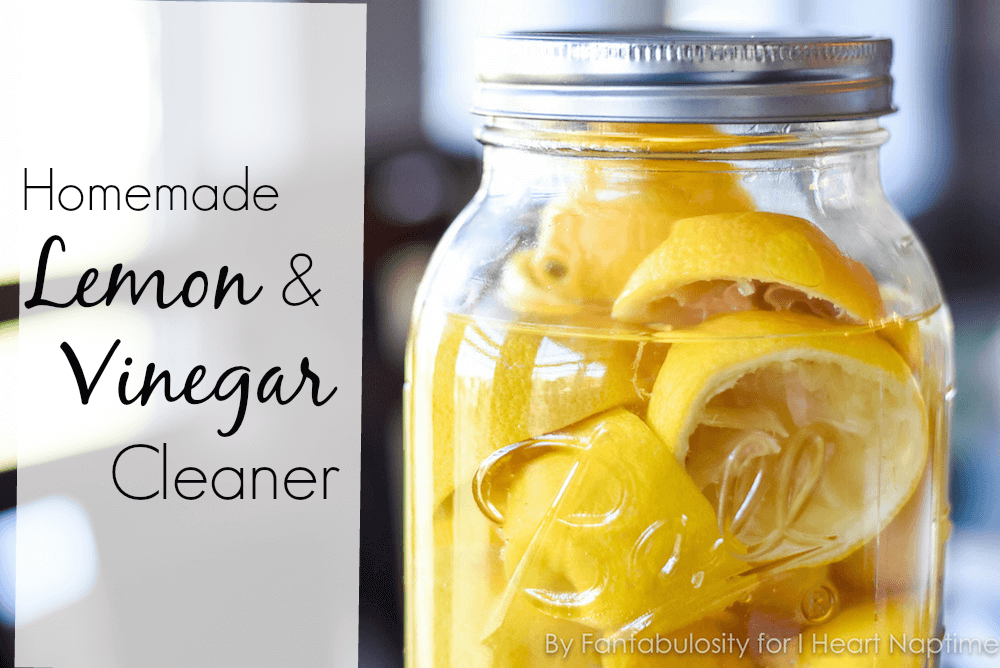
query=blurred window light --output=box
[0,497,99,627]
[985,323,1000,432]
[0,507,11,623]
[421,0,667,156]
[0,323,14,471]
[667,0,800,30]
[945,531,1000,667]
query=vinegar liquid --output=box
[405,306,951,668]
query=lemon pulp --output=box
[646,312,928,568]
[613,212,884,326]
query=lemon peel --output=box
[612,212,885,327]
[647,311,927,570]
[477,409,759,638]
[506,156,753,310]
[430,316,649,506]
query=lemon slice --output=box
[612,212,884,326]
[647,311,928,570]
[429,315,653,506]
[476,409,759,637]
[506,157,753,309]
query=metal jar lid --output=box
[472,30,893,123]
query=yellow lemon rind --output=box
[612,212,884,326]
[647,312,928,571]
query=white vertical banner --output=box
[5,2,366,666]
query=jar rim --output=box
[475,118,889,158]
[473,30,894,123]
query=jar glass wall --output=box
[405,118,953,668]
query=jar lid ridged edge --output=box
[473,31,894,122]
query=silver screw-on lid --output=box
[472,30,894,122]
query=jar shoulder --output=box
[411,161,947,332]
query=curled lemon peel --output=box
[613,212,885,327]
[479,409,760,638]
[501,125,755,314]
[430,316,647,507]
[647,311,927,570]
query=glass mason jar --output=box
[405,32,953,668]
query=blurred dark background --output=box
[3,1,999,666]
